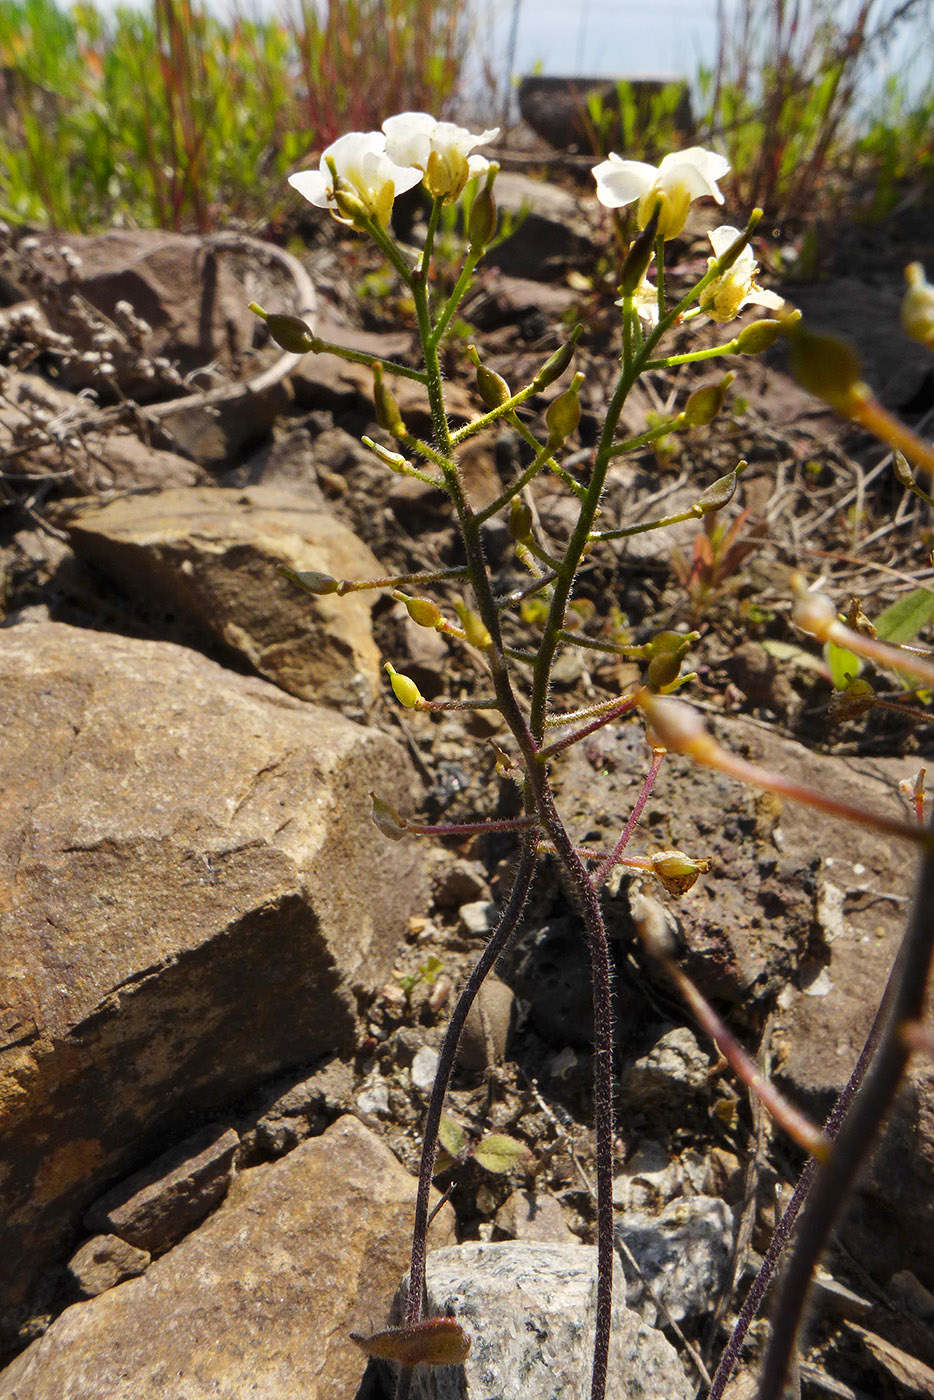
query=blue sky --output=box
[484,0,721,83]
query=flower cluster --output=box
[290,125,780,328]
[289,113,499,228]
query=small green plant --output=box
[254,115,934,1400]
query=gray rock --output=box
[457,899,499,936]
[615,1196,734,1324]
[59,485,384,708]
[411,1046,440,1092]
[393,1241,691,1399]
[66,1236,150,1299]
[85,1124,240,1255]
[0,621,424,1351]
[620,1026,711,1113]
[0,1117,456,1400]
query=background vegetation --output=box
[0,0,933,233]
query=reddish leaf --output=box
[350,1317,470,1367]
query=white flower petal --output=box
[748,287,784,310]
[288,169,331,209]
[383,111,436,168]
[707,225,742,258]
[593,155,658,209]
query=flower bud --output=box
[618,204,660,296]
[334,187,371,228]
[373,365,405,435]
[278,566,341,594]
[784,318,865,414]
[650,849,710,897]
[533,325,582,390]
[454,600,493,649]
[468,172,498,250]
[545,371,585,448]
[363,436,409,471]
[735,318,783,354]
[508,497,533,544]
[384,661,424,708]
[901,263,934,351]
[394,591,444,629]
[249,303,316,355]
[683,372,735,427]
[370,791,409,840]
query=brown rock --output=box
[0,621,425,1352]
[495,1190,578,1245]
[458,974,514,1072]
[59,485,384,708]
[66,1236,150,1299]
[13,231,255,396]
[0,1117,456,1400]
[85,1124,240,1255]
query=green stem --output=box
[642,337,741,369]
[307,336,428,384]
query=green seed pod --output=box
[893,450,914,489]
[278,566,341,595]
[454,600,493,649]
[698,468,740,514]
[646,650,684,692]
[394,592,444,629]
[533,325,583,390]
[647,629,694,658]
[476,362,511,409]
[373,365,405,435]
[683,372,735,427]
[468,176,498,251]
[785,320,864,413]
[735,318,783,354]
[249,304,316,355]
[508,497,533,544]
[650,849,710,896]
[545,371,585,447]
[384,661,424,708]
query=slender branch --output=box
[756,829,934,1400]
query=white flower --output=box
[288,131,422,228]
[383,111,499,202]
[593,146,730,240]
[702,226,784,323]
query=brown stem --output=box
[401,836,538,1338]
[756,831,934,1400]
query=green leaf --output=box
[873,589,934,646]
[438,1115,467,1159]
[824,640,863,691]
[472,1133,528,1174]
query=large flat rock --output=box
[0,622,425,1352]
[0,1116,455,1400]
[60,486,384,708]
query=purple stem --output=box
[594,747,664,887]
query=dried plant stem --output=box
[756,829,934,1400]
[402,835,538,1333]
